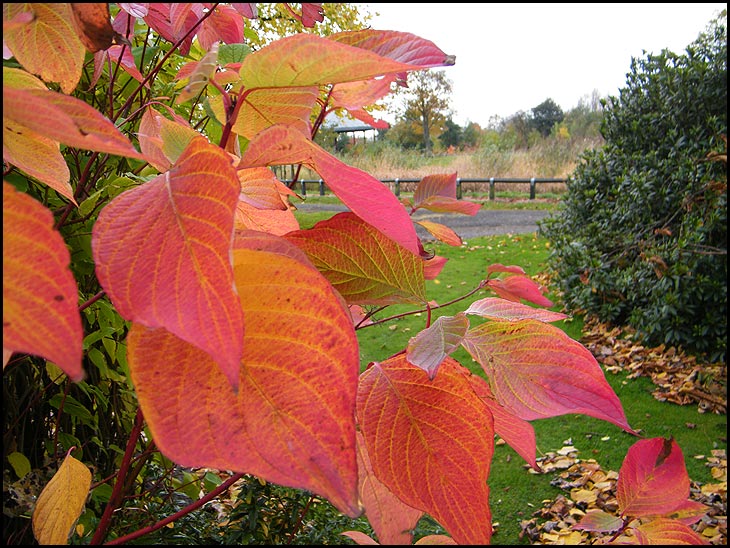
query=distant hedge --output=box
[539,12,727,362]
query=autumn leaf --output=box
[617,437,694,518]
[285,212,426,305]
[352,430,423,545]
[237,167,289,210]
[573,509,625,533]
[196,4,244,51]
[329,29,455,68]
[92,136,244,388]
[242,124,421,255]
[406,313,469,378]
[466,374,539,470]
[3,181,83,381]
[357,355,494,545]
[461,319,635,434]
[633,517,711,545]
[3,87,145,160]
[410,173,481,216]
[465,297,568,322]
[3,3,86,93]
[69,3,120,53]
[486,275,554,307]
[415,220,463,246]
[137,106,200,171]
[127,233,361,517]
[32,451,91,545]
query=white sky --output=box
[359,3,726,127]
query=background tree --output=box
[539,11,727,362]
[438,117,462,149]
[393,69,453,154]
[247,3,371,48]
[530,98,564,137]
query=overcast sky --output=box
[359,3,726,127]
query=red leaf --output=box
[617,437,693,518]
[92,136,244,387]
[285,212,425,305]
[3,181,83,381]
[406,313,469,378]
[126,233,361,517]
[486,275,554,307]
[466,374,538,470]
[358,355,494,545]
[461,319,635,433]
[242,125,420,255]
[197,4,244,51]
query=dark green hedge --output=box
[539,13,727,362]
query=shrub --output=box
[539,11,727,362]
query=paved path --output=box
[295,202,552,240]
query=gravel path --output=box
[295,202,553,240]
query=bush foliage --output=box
[539,12,727,362]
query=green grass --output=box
[291,208,726,545]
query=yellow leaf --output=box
[32,453,91,545]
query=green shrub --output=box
[539,12,727,362]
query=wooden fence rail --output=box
[281,177,567,200]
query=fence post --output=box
[530,177,536,200]
[456,177,462,200]
[318,179,324,196]
[489,177,495,201]
[394,178,400,197]
[300,180,306,196]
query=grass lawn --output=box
[292,204,727,545]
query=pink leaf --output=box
[241,125,420,255]
[465,297,568,322]
[406,313,469,378]
[3,182,83,381]
[461,319,635,433]
[92,136,244,388]
[486,275,554,307]
[467,374,538,470]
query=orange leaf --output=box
[92,136,244,387]
[574,509,625,533]
[461,319,635,433]
[617,437,693,518]
[634,517,710,545]
[415,220,463,247]
[32,451,91,545]
[242,125,420,255]
[127,234,360,517]
[3,181,83,381]
[357,355,494,545]
[234,201,301,235]
[3,3,85,93]
[137,106,200,171]
[285,212,426,305]
[237,167,289,210]
[354,430,422,545]
[406,313,469,378]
